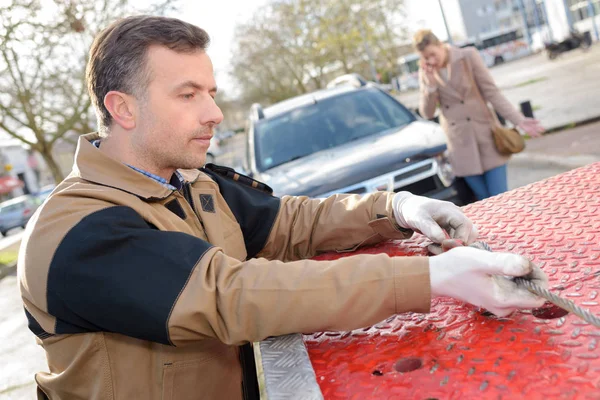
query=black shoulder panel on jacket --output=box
[47,206,213,345]
[202,164,280,259]
[204,164,274,194]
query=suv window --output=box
[254,88,414,172]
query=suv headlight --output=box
[435,152,455,187]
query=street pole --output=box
[540,0,553,42]
[587,0,599,41]
[437,0,453,45]
[532,0,542,35]
[563,0,575,31]
[517,0,533,50]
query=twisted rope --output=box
[472,241,600,328]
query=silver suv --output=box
[243,83,461,203]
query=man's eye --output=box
[182,93,195,100]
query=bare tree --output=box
[0,0,178,183]
[230,0,407,106]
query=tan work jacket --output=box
[19,133,430,399]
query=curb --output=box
[0,232,24,253]
[510,153,600,169]
[542,115,600,135]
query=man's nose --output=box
[202,100,224,126]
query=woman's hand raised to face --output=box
[419,58,437,88]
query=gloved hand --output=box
[392,191,478,244]
[429,246,549,317]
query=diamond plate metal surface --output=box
[303,162,600,399]
[259,334,324,400]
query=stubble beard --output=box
[149,124,214,172]
[136,104,214,172]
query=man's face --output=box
[132,45,223,171]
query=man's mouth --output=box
[192,137,212,146]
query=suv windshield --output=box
[253,88,414,172]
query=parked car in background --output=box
[33,184,56,205]
[243,82,461,203]
[0,195,39,236]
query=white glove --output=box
[392,192,478,244]
[429,247,549,317]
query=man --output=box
[19,16,547,400]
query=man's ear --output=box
[104,91,136,130]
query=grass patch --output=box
[532,104,542,111]
[514,76,548,88]
[0,251,18,265]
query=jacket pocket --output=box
[161,343,242,400]
[162,360,206,400]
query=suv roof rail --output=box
[326,73,368,89]
[250,103,265,120]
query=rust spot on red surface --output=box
[532,302,570,320]
[393,357,423,373]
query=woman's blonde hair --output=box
[413,29,441,52]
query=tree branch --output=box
[0,120,36,147]
[0,102,30,128]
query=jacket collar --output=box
[72,133,202,199]
[434,45,468,99]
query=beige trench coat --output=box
[419,46,526,177]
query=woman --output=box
[414,29,544,201]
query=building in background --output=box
[406,0,599,49]
[397,0,599,91]
[563,0,600,39]
[408,0,522,43]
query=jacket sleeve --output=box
[418,68,440,119]
[26,204,430,347]
[257,191,413,262]
[468,48,525,126]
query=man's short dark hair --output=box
[86,15,210,135]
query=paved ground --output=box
[395,44,600,131]
[0,231,24,255]
[0,273,47,400]
[508,121,600,189]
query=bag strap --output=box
[461,58,501,127]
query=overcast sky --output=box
[176,0,445,93]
